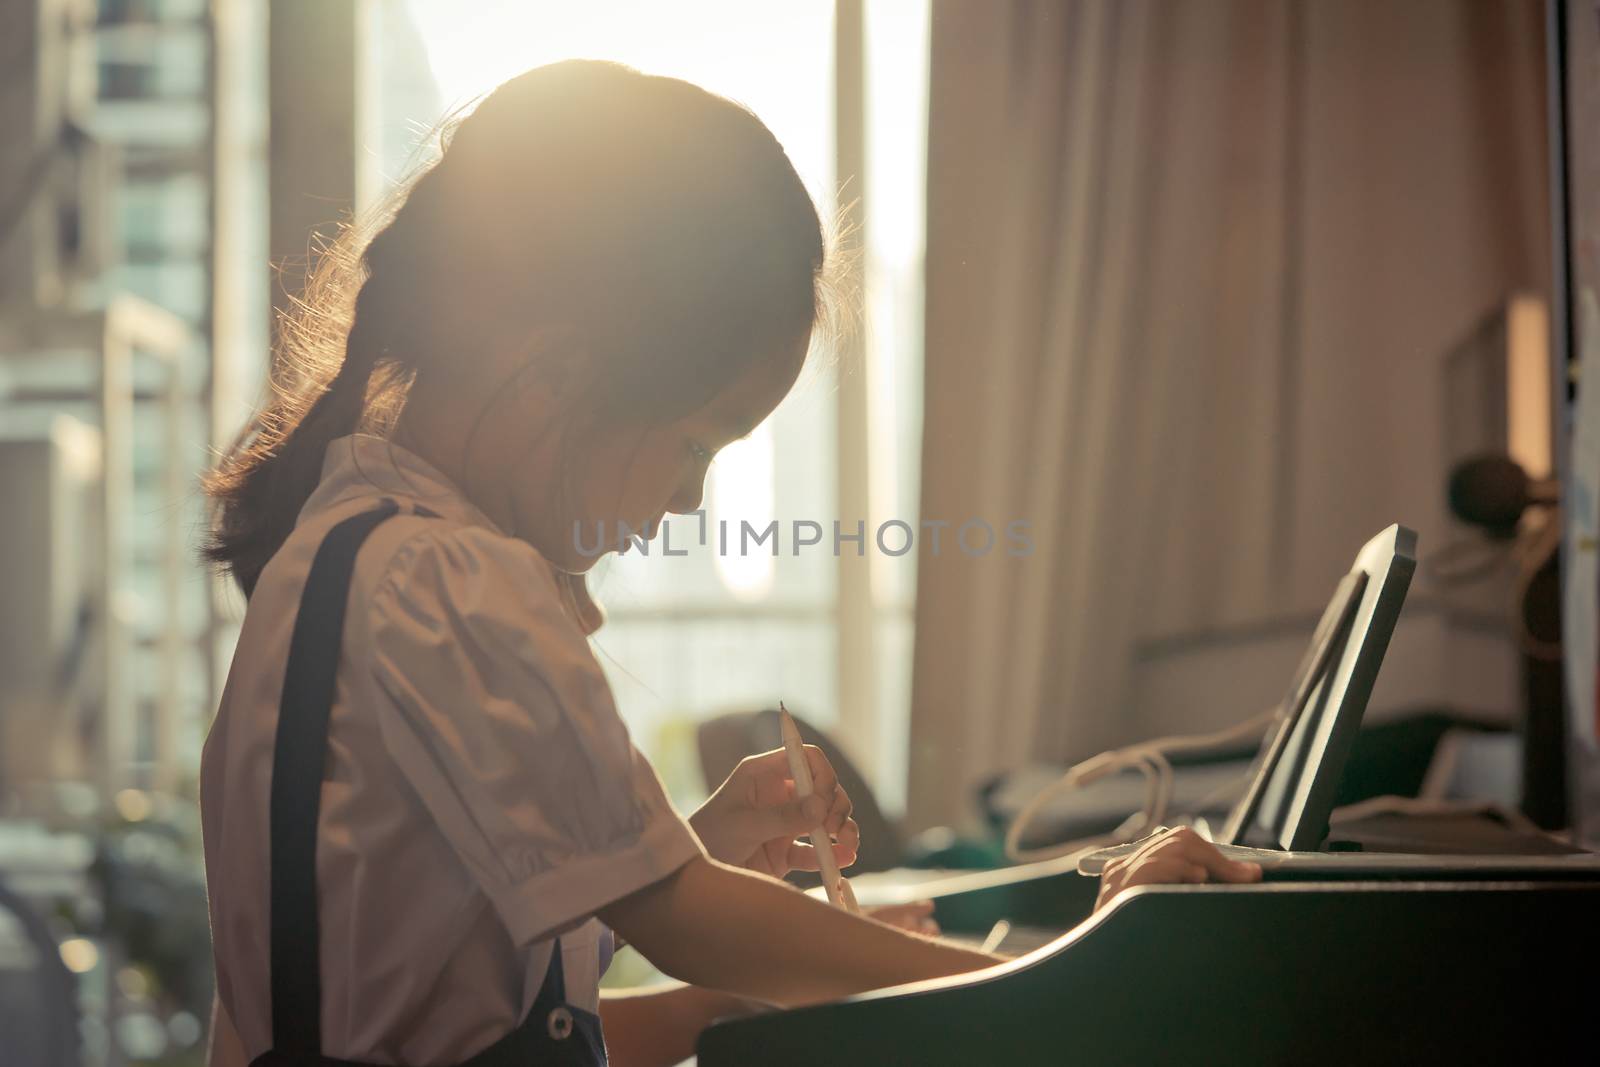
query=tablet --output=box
[1219,524,1417,851]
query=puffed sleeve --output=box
[368,525,704,947]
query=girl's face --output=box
[540,343,803,572]
[440,333,810,574]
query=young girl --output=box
[200,60,1258,1067]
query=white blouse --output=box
[201,434,704,1065]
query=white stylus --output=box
[779,702,856,911]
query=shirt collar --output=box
[303,434,506,534]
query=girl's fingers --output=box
[1127,827,1183,865]
[746,745,850,821]
[783,821,860,872]
[751,794,828,844]
[739,748,793,783]
[1122,859,1206,888]
[1206,854,1263,883]
[1099,830,1255,909]
[738,749,798,808]
[750,747,793,771]
[1124,827,1262,885]
[833,819,860,867]
[802,744,837,793]
[783,840,857,872]
[785,839,822,872]
[824,784,853,832]
[1167,833,1262,883]
[792,744,849,831]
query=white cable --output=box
[1003,707,1281,863]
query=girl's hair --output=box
[205,60,835,596]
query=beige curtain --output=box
[909,0,1549,832]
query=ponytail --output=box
[204,206,405,596]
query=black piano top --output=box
[699,878,1600,1066]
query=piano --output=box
[697,861,1600,1064]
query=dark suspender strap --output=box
[260,499,601,1067]
[269,502,401,1055]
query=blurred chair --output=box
[0,880,79,1067]
[697,707,905,876]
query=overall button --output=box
[546,1006,574,1040]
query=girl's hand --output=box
[689,746,859,879]
[1094,826,1262,912]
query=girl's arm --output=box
[597,856,1000,1008]
[597,828,1261,1010]
[599,983,762,1067]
